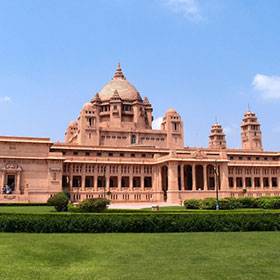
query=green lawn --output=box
[0,205,279,213]
[0,206,55,213]
[0,232,279,280]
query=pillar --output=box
[203,165,207,190]
[181,164,184,190]
[167,162,179,203]
[192,164,196,190]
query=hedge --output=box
[185,196,280,210]
[0,212,280,233]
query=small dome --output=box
[166,108,177,114]
[69,120,78,127]
[83,102,92,110]
[99,63,141,101]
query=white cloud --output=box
[223,124,238,136]
[252,74,280,99]
[152,117,163,130]
[0,96,11,103]
[164,0,202,21]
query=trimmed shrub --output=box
[237,197,256,208]
[256,197,280,209]
[219,198,235,210]
[201,198,216,210]
[79,198,110,213]
[47,192,69,212]
[0,212,280,233]
[184,199,201,209]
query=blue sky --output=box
[0,0,280,150]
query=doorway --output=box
[7,174,15,187]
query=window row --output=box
[228,177,278,188]
[62,175,152,188]
[228,167,278,175]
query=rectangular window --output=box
[85,152,90,156]
[254,177,260,187]
[121,177,129,188]
[97,152,102,157]
[236,177,243,188]
[120,153,124,157]
[73,151,78,156]
[72,176,81,188]
[245,177,252,187]
[109,176,118,188]
[97,176,105,188]
[133,177,141,188]
[263,177,269,187]
[272,177,278,187]
[85,176,94,188]
[144,177,152,188]
[229,177,234,188]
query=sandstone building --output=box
[0,64,279,203]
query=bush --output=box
[201,198,216,210]
[47,192,69,212]
[0,212,280,233]
[184,199,201,209]
[237,197,256,208]
[79,198,110,213]
[256,197,280,209]
[219,199,236,210]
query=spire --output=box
[90,92,101,104]
[110,90,121,101]
[113,62,126,79]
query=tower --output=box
[241,110,263,151]
[161,109,184,149]
[208,122,226,149]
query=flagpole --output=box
[215,160,220,210]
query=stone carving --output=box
[193,149,207,159]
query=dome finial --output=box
[114,62,126,79]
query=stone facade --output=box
[0,64,279,203]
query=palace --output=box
[0,63,279,203]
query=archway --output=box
[207,164,215,190]
[195,165,204,190]
[161,166,168,201]
[183,165,192,190]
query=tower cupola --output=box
[241,109,263,151]
[208,122,226,149]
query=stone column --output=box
[129,165,133,191]
[94,164,98,192]
[81,164,85,192]
[203,165,207,190]
[260,174,264,190]
[220,163,229,190]
[192,164,196,190]
[15,172,20,195]
[167,162,179,203]
[118,165,122,192]
[140,166,145,191]
[181,164,184,190]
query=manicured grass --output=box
[0,206,55,213]
[0,205,279,214]
[0,232,279,280]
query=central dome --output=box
[99,63,141,101]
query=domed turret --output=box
[208,122,226,149]
[99,63,142,101]
[241,109,263,151]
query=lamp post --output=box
[214,160,220,210]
